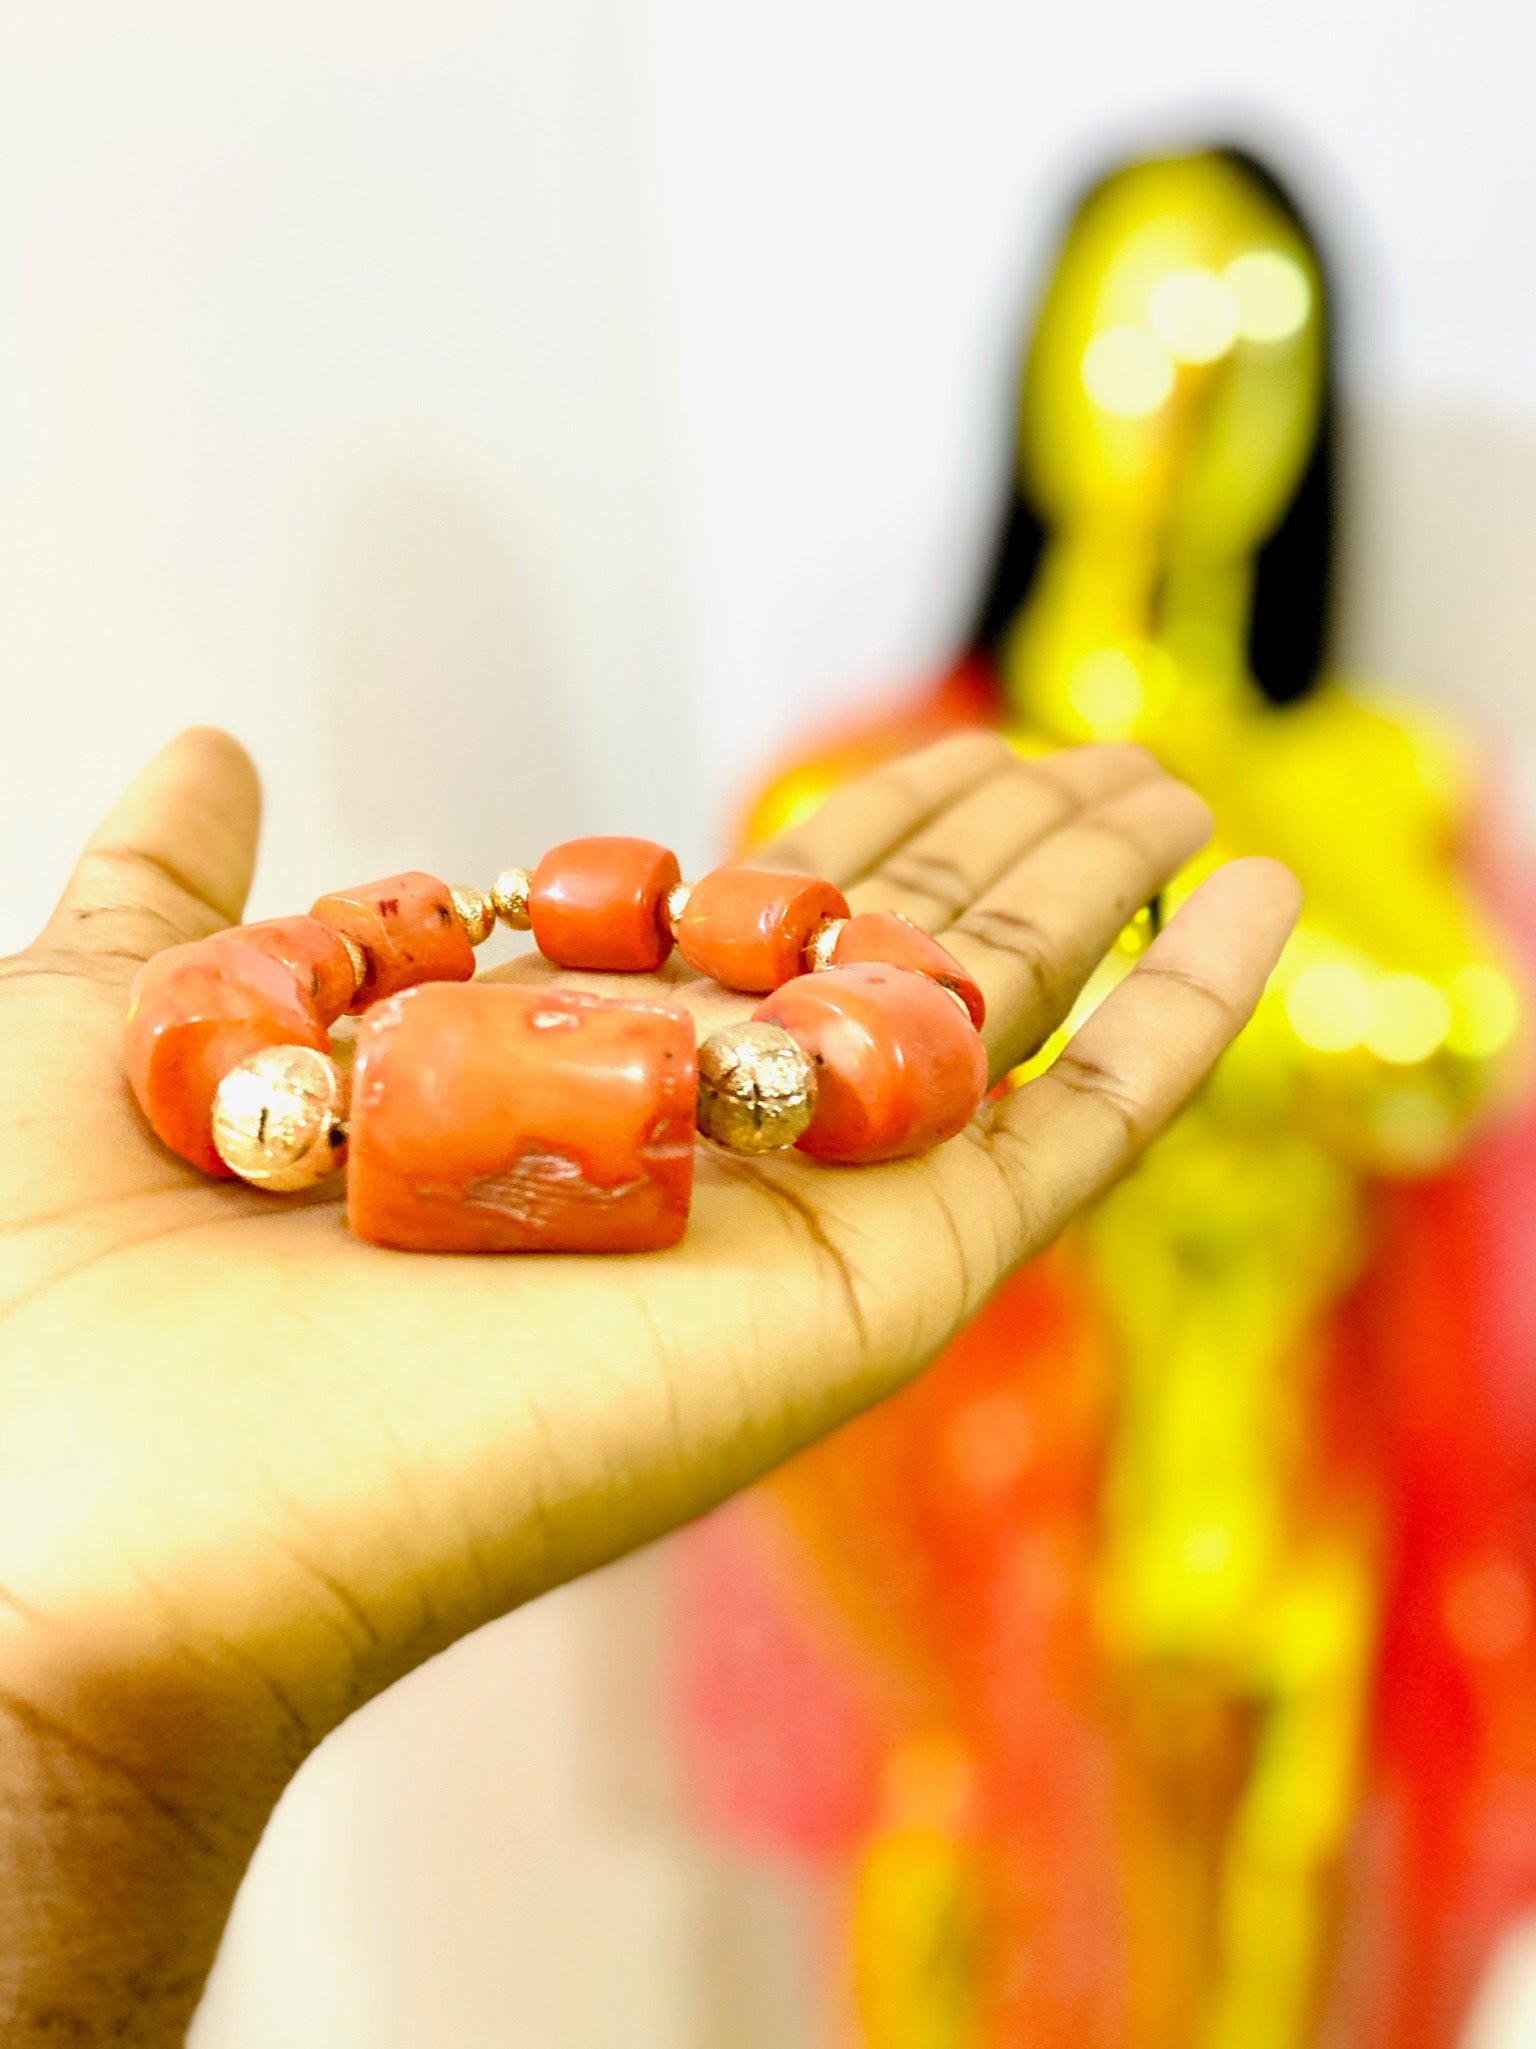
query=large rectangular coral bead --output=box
[347,981,697,1253]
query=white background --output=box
[0,1,1532,2041]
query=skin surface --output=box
[0,726,1298,2045]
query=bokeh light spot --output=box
[1285,962,1371,1053]
[1147,267,1238,364]
[1365,973,1452,1065]
[1067,646,1144,735]
[1447,961,1520,1058]
[1224,250,1312,343]
[1081,325,1174,417]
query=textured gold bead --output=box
[696,1021,817,1155]
[211,1045,349,1191]
[665,879,693,933]
[340,933,368,996]
[803,915,845,973]
[451,883,497,947]
[492,866,533,932]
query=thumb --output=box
[36,728,262,976]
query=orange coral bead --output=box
[221,916,359,1025]
[347,981,697,1253]
[529,836,680,972]
[675,867,850,994]
[309,871,474,1011]
[123,938,330,1175]
[753,963,988,1164]
[829,909,986,1029]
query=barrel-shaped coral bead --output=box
[309,871,474,1011]
[123,938,331,1175]
[222,916,359,1026]
[529,836,680,972]
[347,981,697,1253]
[753,963,988,1164]
[829,909,986,1029]
[675,867,850,994]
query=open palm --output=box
[0,725,1297,2044]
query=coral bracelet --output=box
[121,836,989,1254]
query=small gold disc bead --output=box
[803,915,846,974]
[492,866,533,932]
[696,1021,817,1155]
[665,879,692,933]
[450,883,497,947]
[339,933,369,996]
[211,1045,349,1191]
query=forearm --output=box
[0,1648,289,2047]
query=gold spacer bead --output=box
[339,933,368,996]
[665,879,693,933]
[492,866,533,932]
[803,915,845,974]
[696,1021,817,1155]
[451,883,497,947]
[211,1045,349,1192]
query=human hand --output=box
[0,726,1297,2043]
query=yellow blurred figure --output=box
[713,148,1527,2049]
[996,151,1514,2048]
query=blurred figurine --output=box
[678,147,1536,2049]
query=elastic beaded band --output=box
[122,835,988,1253]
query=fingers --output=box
[754,729,1016,886]
[845,742,1158,927]
[745,732,1216,1087]
[946,775,1216,1077]
[38,727,261,970]
[984,856,1302,1234]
